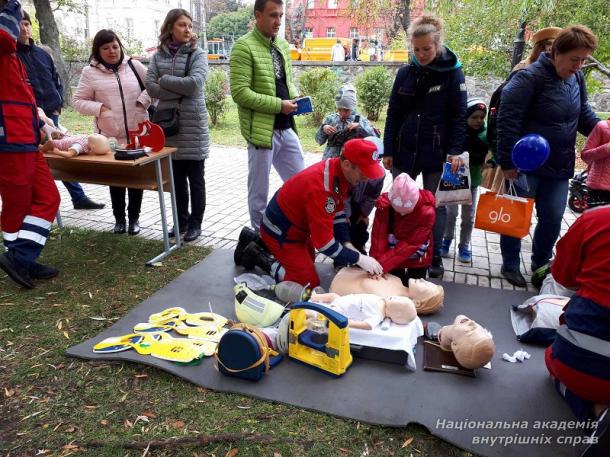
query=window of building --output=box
[307,0,314,8]
[328,0,337,8]
[304,27,313,38]
[125,18,134,38]
[349,27,358,38]
[326,27,336,38]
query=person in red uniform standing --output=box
[544,205,610,457]
[235,138,385,288]
[0,0,60,289]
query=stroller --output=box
[568,170,588,213]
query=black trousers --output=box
[172,158,206,231]
[109,186,143,222]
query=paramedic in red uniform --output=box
[544,205,610,457]
[0,0,60,289]
[236,138,385,288]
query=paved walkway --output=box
[55,145,579,293]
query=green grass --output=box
[0,229,470,456]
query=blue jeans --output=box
[44,111,87,204]
[500,174,569,272]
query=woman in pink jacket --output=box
[72,29,152,235]
[582,119,610,206]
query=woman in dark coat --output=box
[383,14,467,279]
[496,25,599,288]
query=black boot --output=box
[241,242,275,274]
[113,219,126,234]
[29,262,60,280]
[128,219,141,235]
[428,255,444,278]
[234,227,269,265]
[0,251,34,289]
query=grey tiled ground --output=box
[55,145,578,293]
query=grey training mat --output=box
[67,249,585,457]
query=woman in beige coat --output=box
[72,29,152,235]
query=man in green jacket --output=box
[230,0,305,231]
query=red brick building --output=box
[289,0,424,45]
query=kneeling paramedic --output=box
[239,138,386,288]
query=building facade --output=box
[289,0,425,45]
[23,0,205,55]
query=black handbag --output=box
[152,107,180,137]
[150,51,193,137]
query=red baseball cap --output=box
[342,138,385,180]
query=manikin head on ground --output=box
[438,314,495,369]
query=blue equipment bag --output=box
[215,323,283,381]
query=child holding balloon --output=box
[440,99,489,263]
[581,119,610,207]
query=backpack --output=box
[486,70,523,154]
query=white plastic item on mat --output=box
[234,273,276,291]
[435,151,473,206]
[502,350,531,363]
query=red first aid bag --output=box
[474,189,534,239]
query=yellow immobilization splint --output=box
[93,332,215,362]
[136,308,230,342]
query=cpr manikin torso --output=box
[329,267,444,315]
[438,315,495,369]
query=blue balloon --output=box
[511,134,550,172]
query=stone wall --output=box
[66,60,609,111]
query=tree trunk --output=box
[398,0,411,35]
[31,0,71,101]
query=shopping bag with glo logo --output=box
[474,185,534,239]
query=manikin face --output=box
[171,15,193,44]
[439,315,485,350]
[438,315,495,369]
[411,34,438,66]
[99,40,121,65]
[19,19,31,44]
[467,110,486,130]
[255,1,283,39]
[553,47,590,79]
[408,278,438,301]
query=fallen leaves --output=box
[225,449,239,457]
[168,419,186,429]
[133,415,150,426]
[401,436,414,448]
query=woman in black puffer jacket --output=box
[383,14,467,278]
